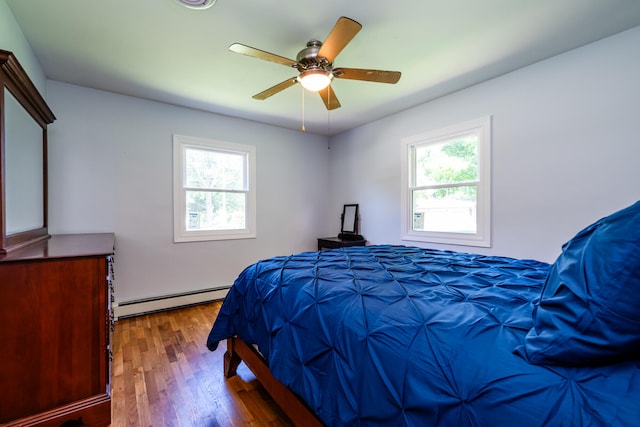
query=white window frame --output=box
[173,134,256,242]
[401,116,491,247]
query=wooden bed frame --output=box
[224,337,324,426]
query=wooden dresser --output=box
[0,233,115,427]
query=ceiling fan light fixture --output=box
[298,69,332,92]
[176,0,216,9]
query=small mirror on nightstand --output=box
[339,204,361,239]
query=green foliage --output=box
[415,136,478,200]
[185,147,246,229]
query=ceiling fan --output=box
[229,16,401,110]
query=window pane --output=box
[415,135,478,187]
[186,191,246,230]
[185,147,245,190]
[412,186,477,233]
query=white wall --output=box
[46,81,331,303]
[0,1,45,92]
[328,26,640,263]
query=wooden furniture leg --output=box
[223,336,324,427]
[224,337,242,378]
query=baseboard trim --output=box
[113,286,230,320]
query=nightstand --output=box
[319,204,366,250]
[318,235,366,250]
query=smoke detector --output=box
[176,0,216,9]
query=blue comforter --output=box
[207,245,640,426]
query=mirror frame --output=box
[0,50,56,254]
[341,204,359,234]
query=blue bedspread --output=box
[207,245,640,426]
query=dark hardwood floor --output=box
[111,301,294,426]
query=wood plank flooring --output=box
[111,301,294,427]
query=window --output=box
[401,116,491,247]
[173,134,256,242]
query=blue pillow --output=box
[516,200,640,365]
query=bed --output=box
[207,201,640,426]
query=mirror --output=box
[0,50,55,254]
[341,204,359,234]
[5,89,44,234]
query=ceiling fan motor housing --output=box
[296,40,330,71]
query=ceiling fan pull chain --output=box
[301,86,306,132]
[327,89,331,143]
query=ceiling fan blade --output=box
[334,68,401,84]
[252,77,298,100]
[229,43,298,68]
[318,85,341,110]
[317,17,362,63]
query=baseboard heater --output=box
[113,285,230,320]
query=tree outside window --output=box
[185,147,246,231]
[412,136,478,234]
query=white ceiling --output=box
[7,0,640,135]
